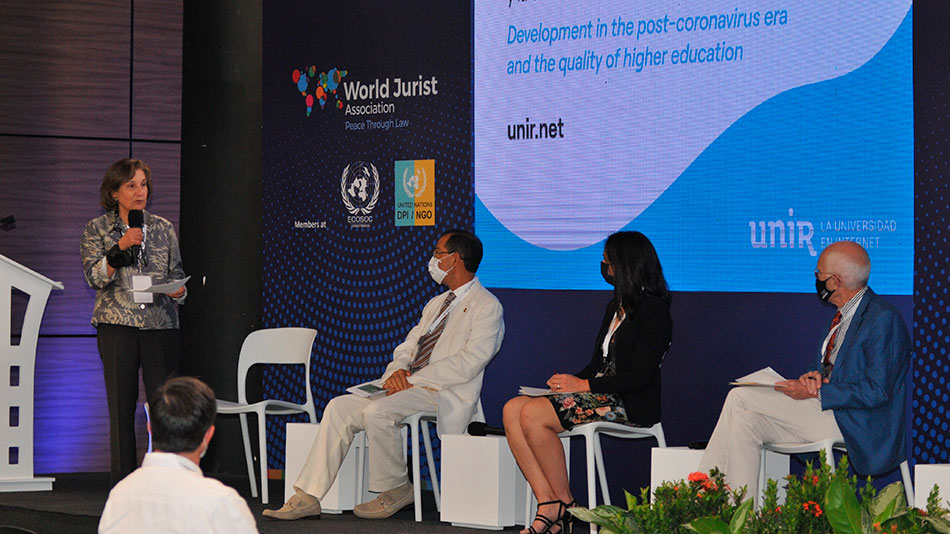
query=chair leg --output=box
[585,436,598,534]
[356,431,366,504]
[257,411,270,504]
[238,413,258,499]
[757,448,767,509]
[654,425,667,448]
[410,421,423,522]
[593,433,610,506]
[421,420,440,511]
[900,460,915,507]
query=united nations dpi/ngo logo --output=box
[401,165,428,198]
[341,161,379,228]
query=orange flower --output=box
[812,475,820,485]
[775,506,782,513]
[803,502,810,510]
[873,522,882,532]
[813,504,823,517]
[673,486,679,491]
[688,472,709,483]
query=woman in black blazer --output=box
[503,231,672,534]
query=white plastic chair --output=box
[216,327,317,504]
[356,400,485,522]
[525,421,667,534]
[757,439,914,509]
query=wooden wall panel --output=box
[132,0,183,141]
[0,0,131,138]
[32,337,149,474]
[0,0,181,474]
[0,137,129,335]
[132,142,181,231]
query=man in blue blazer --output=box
[699,241,911,499]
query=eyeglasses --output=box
[814,269,836,281]
[432,249,453,258]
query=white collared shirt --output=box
[821,286,869,365]
[99,452,258,534]
[425,276,477,334]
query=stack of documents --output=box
[347,381,387,399]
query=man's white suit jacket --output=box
[381,277,505,435]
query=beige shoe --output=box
[262,488,321,520]
[352,482,414,519]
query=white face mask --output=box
[428,254,454,285]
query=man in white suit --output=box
[264,229,505,521]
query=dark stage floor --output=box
[0,473,521,534]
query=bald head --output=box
[818,241,870,290]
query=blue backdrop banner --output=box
[261,1,474,470]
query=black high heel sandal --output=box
[527,500,566,534]
[560,499,578,534]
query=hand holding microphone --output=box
[117,228,143,251]
[108,210,144,270]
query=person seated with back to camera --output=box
[99,376,258,534]
[503,231,673,534]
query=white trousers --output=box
[294,387,439,499]
[697,386,843,499]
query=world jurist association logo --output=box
[292,65,348,116]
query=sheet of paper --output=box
[729,366,786,387]
[140,276,191,294]
[518,386,557,397]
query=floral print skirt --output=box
[547,392,631,430]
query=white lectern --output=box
[0,253,63,491]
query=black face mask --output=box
[601,261,615,286]
[815,277,834,302]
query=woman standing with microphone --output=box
[80,158,187,485]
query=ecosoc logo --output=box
[341,162,380,229]
[292,65,348,116]
[394,160,435,227]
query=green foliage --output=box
[685,499,754,534]
[568,469,741,534]
[824,477,863,534]
[567,453,949,534]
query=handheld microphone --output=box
[467,421,506,437]
[128,209,144,265]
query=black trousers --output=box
[96,324,180,485]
